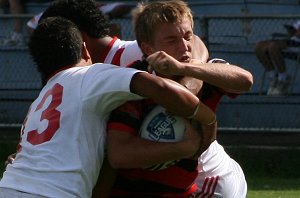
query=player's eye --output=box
[185,35,192,41]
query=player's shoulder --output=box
[113,38,138,48]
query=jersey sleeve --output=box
[104,39,143,67]
[81,63,144,114]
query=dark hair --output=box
[28,17,83,80]
[40,0,110,38]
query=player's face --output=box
[150,16,193,63]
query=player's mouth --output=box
[180,55,190,62]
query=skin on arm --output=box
[177,35,208,95]
[130,72,215,124]
[107,118,203,169]
[4,153,16,168]
[147,51,253,93]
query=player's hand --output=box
[146,51,184,76]
[5,153,16,168]
[192,121,217,160]
[181,120,203,158]
[183,118,217,160]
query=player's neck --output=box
[88,36,114,63]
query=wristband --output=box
[187,101,200,119]
[205,115,217,126]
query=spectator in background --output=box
[0,0,27,46]
[255,20,300,96]
[26,1,132,38]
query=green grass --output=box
[226,146,300,198]
[248,190,300,198]
[247,177,300,198]
[1,139,300,197]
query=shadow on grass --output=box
[0,140,18,176]
[225,146,300,191]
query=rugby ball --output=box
[139,105,186,170]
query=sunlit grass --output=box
[247,177,300,197]
[248,190,300,198]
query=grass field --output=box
[1,136,300,197]
[228,146,300,198]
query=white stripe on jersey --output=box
[195,176,219,198]
[102,37,143,67]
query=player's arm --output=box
[106,119,203,169]
[92,157,116,198]
[130,72,215,125]
[147,51,253,94]
[177,34,208,95]
[4,153,16,168]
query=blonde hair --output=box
[132,0,194,47]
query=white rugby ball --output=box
[139,105,186,170]
[139,105,186,142]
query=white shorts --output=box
[0,188,47,198]
[193,141,247,198]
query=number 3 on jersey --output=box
[24,83,63,145]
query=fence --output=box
[0,13,300,132]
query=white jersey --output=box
[0,63,143,198]
[195,140,247,198]
[101,37,143,66]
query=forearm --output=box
[107,131,197,169]
[135,73,216,125]
[131,73,215,131]
[130,72,199,118]
[181,62,253,92]
[191,120,218,159]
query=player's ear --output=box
[140,42,154,56]
[82,42,91,62]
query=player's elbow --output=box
[242,71,254,91]
[236,71,253,92]
[107,152,125,169]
